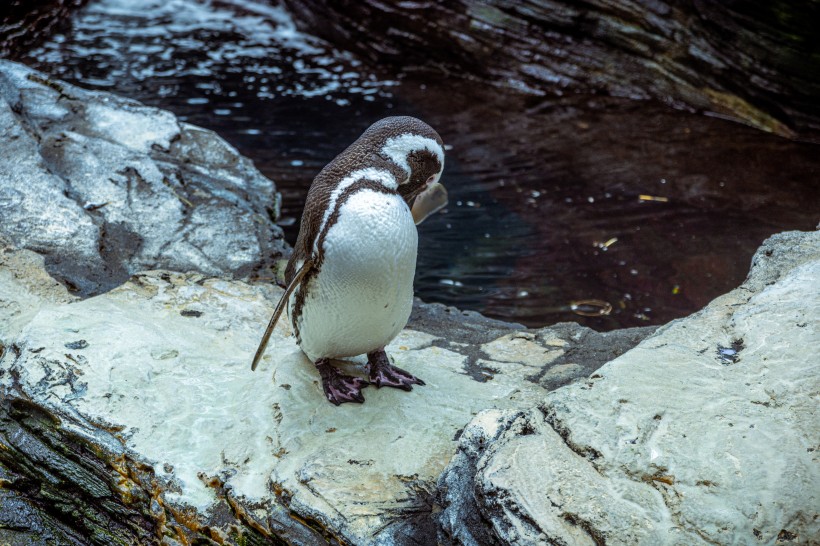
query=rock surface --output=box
[1,228,817,544]
[0,60,287,297]
[283,0,820,138]
[437,230,820,545]
[2,231,816,544]
[0,238,652,545]
[0,237,76,338]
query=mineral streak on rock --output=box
[0,60,287,297]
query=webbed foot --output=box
[366,349,425,391]
[315,359,369,405]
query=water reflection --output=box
[406,87,819,328]
[22,0,820,329]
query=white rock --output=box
[3,268,554,543]
[438,230,820,545]
[0,242,76,338]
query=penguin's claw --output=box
[366,350,425,391]
[315,360,369,405]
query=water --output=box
[21,0,820,329]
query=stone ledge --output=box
[437,230,820,545]
[0,239,653,544]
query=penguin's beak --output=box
[411,180,448,225]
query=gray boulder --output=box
[437,230,820,545]
[0,60,286,297]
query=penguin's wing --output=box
[251,258,314,371]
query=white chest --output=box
[293,189,418,361]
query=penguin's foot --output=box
[315,359,369,405]
[366,350,425,391]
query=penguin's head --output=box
[367,116,447,224]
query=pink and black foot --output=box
[315,359,369,405]
[366,349,425,391]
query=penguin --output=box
[251,116,448,405]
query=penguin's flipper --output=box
[251,259,314,371]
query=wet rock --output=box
[283,0,820,137]
[0,236,651,544]
[437,230,820,545]
[0,59,286,296]
[0,0,88,59]
[409,301,655,385]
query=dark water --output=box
[22,0,820,329]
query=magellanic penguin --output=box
[252,116,448,405]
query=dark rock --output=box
[0,393,316,545]
[282,0,820,137]
[527,322,656,391]
[0,0,88,60]
[409,298,527,345]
